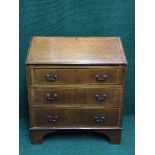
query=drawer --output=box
[30,86,123,107]
[31,108,121,127]
[32,68,123,85]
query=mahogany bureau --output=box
[25,37,127,144]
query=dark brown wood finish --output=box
[30,86,123,107]
[30,130,56,144]
[95,129,121,144]
[26,37,127,144]
[31,108,121,127]
[33,68,123,85]
[30,129,121,144]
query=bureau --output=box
[25,37,127,144]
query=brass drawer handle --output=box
[45,74,58,82]
[46,93,57,101]
[94,115,105,123]
[96,94,106,102]
[95,74,108,81]
[48,115,59,123]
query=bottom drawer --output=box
[31,108,121,128]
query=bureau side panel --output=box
[26,66,34,127]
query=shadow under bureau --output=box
[25,37,127,144]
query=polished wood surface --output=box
[26,37,127,65]
[33,67,123,85]
[30,86,123,107]
[26,36,127,144]
[31,108,121,127]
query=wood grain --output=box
[26,37,127,65]
[30,86,123,107]
[25,37,127,144]
[33,67,123,85]
[31,108,121,128]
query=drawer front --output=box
[32,108,121,127]
[30,87,123,107]
[33,68,122,85]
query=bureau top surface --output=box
[26,37,127,65]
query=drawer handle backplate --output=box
[95,74,108,81]
[94,115,105,123]
[96,94,106,102]
[45,74,58,82]
[48,115,59,123]
[46,93,57,102]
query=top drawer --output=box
[31,68,124,85]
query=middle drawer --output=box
[30,86,123,107]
